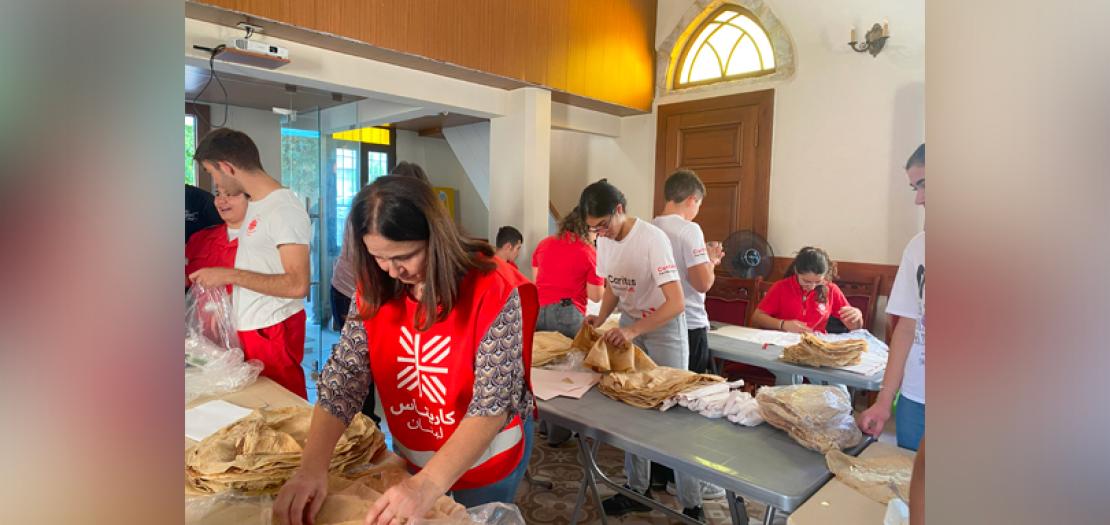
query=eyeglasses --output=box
[587,214,614,233]
[910,178,925,191]
[797,276,825,288]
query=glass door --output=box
[279,106,326,400]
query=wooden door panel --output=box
[655,90,773,239]
[678,124,743,167]
[696,181,740,242]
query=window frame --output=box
[185,103,212,190]
[359,127,397,187]
[673,5,777,89]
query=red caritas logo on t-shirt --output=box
[247,218,259,235]
[656,264,676,275]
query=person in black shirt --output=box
[186,184,223,243]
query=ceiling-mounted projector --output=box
[212,38,290,69]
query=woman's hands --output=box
[273,467,329,525]
[781,319,813,334]
[602,326,639,347]
[363,472,445,525]
[838,306,864,330]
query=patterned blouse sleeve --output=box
[467,289,533,419]
[317,300,372,426]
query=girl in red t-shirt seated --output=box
[751,246,864,333]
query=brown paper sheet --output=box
[825,448,914,504]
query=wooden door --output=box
[654,90,774,243]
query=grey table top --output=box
[707,331,885,390]
[538,388,869,512]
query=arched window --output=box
[675,6,776,88]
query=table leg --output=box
[726,490,750,525]
[582,438,608,525]
[762,505,777,525]
[569,435,594,525]
[575,435,701,524]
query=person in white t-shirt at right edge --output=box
[857,143,926,451]
[578,179,708,521]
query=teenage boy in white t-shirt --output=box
[579,180,707,521]
[652,169,725,374]
[857,143,926,450]
[189,128,312,399]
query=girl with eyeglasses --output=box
[751,246,864,333]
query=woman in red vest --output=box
[184,184,249,292]
[274,176,538,525]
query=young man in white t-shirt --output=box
[857,143,926,450]
[652,169,725,374]
[579,180,707,520]
[189,129,312,399]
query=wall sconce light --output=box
[849,20,890,57]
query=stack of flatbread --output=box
[825,449,914,504]
[781,333,866,367]
[186,462,474,525]
[573,323,657,373]
[185,406,386,495]
[756,385,863,453]
[599,367,724,408]
[532,331,578,367]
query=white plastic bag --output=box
[185,284,262,403]
[463,502,526,525]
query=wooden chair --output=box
[704,276,757,327]
[710,276,777,390]
[748,277,775,326]
[834,274,881,331]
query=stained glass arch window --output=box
[675,6,776,87]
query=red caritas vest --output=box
[360,258,538,489]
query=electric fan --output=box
[721,230,774,279]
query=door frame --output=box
[654,89,774,238]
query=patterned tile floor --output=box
[514,436,787,525]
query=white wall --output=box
[654,0,925,264]
[549,113,656,221]
[395,130,488,239]
[197,103,283,182]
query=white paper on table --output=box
[711,324,802,348]
[530,368,601,401]
[185,399,253,441]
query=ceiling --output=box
[390,113,487,133]
[185,64,362,112]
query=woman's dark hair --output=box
[391,161,430,182]
[194,128,265,172]
[905,143,925,170]
[349,175,494,331]
[783,246,838,303]
[557,206,590,243]
[578,179,627,218]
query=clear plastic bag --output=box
[756,385,863,452]
[186,284,262,403]
[462,502,526,525]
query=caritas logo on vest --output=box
[390,327,457,440]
